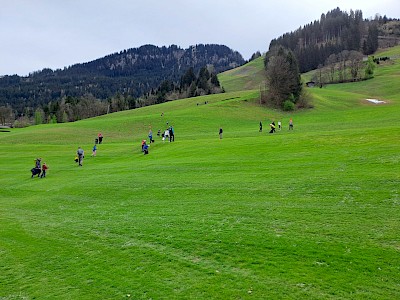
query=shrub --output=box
[13,116,31,128]
[296,89,313,109]
[283,100,295,111]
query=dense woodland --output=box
[0,44,244,125]
[269,7,399,73]
[1,65,223,127]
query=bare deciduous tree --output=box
[265,47,303,109]
[348,51,364,81]
[325,54,337,83]
[0,105,14,126]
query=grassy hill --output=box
[1,47,399,299]
[218,56,266,92]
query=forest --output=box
[0,44,244,125]
[1,65,223,127]
[269,7,399,73]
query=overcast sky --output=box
[1,0,399,76]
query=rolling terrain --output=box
[0,46,399,299]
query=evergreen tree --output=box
[180,67,197,88]
[197,67,210,92]
[210,73,220,87]
[249,51,262,61]
[365,24,379,55]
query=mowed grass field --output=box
[1,47,399,299]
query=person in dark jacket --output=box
[31,158,42,178]
[269,122,276,133]
[169,126,174,142]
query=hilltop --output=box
[218,56,266,92]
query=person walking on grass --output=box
[77,147,84,166]
[31,158,42,178]
[259,121,263,132]
[98,133,103,144]
[92,144,97,157]
[40,162,48,178]
[269,121,276,133]
[169,126,174,142]
[148,129,154,143]
[219,127,223,139]
[289,118,294,130]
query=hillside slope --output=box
[218,56,266,92]
[0,47,399,299]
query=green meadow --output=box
[1,47,399,299]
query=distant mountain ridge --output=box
[0,44,245,113]
[57,44,244,78]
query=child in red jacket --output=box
[40,163,48,178]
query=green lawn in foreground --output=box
[0,51,399,299]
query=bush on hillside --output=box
[283,100,295,111]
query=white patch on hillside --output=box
[366,99,386,104]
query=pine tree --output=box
[180,67,196,88]
[365,24,379,55]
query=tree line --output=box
[314,50,377,86]
[269,7,397,73]
[0,66,222,127]
[0,44,244,121]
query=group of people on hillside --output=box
[73,133,104,167]
[30,116,295,177]
[91,133,103,157]
[141,124,175,155]
[31,132,99,177]
[160,125,174,142]
[30,158,48,178]
[259,118,294,134]
[75,132,103,167]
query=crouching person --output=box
[143,142,149,155]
